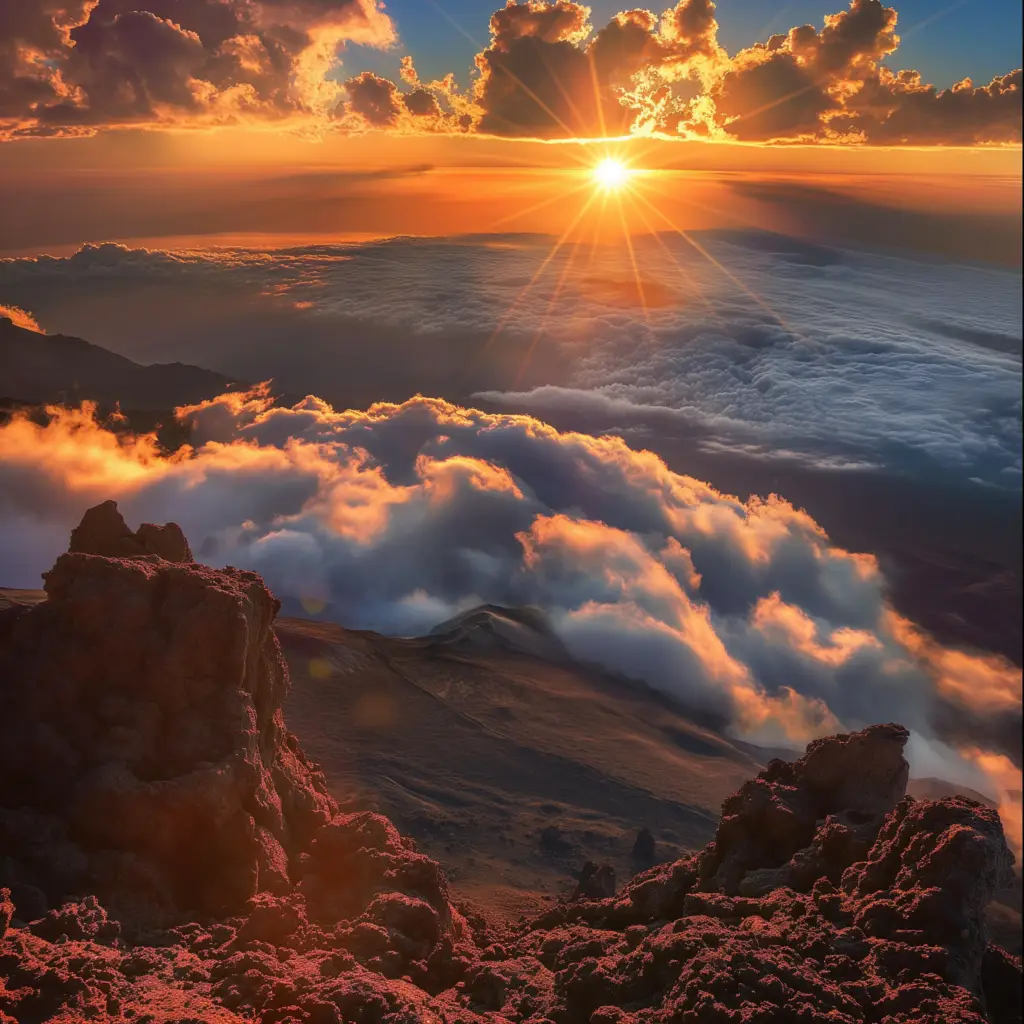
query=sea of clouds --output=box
[1,229,1020,490]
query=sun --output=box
[593,157,631,191]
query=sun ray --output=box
[422,0,593,150]
[587,49,609,140]
[614,191,651,329]
[514,230,588,385]
[628,188,803,339]
[535,46,594,141]
[627,199,722,321]
[639,172,757,231]
[488,178,593,231]
[462,190,602,383]
[583,190,611,274]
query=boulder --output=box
[630,827,656,871]
[572,862,617,901]
[842,794,1015,989]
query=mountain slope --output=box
[274,611,787,919]
[0,315,234,409]
[3,584,1019,950]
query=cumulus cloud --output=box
[706,1,1022,144]
[336,0,1020,144]
[0,388,1019,846]
[1,0,1018,142]
[0,0,395,138]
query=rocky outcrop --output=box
[696,723,911,896]
[841,794,1015,989]
[0,507,1019,1023]
[68,498,194,562]
[0,504,466,947]
[572,862,617,902]
[0,526,332,925]
[631,827,656,871]
[521,724,1018,1023]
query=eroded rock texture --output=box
[0,505,1020,1023]
[68,498,194,563]
[0,502,336,926]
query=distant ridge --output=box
[428,603,570,662]
[0,315,235,409]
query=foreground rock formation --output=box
[0,502,1020,1023]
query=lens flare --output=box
[593,157,630,191]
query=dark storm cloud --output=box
[0,0,394,137]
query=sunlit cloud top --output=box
[1,0,1020,144]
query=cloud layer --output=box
[1,0,1020,142]
[2,232,1018,490]
[0,388,1020,848]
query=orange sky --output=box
[1,129,1020,255]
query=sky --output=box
[0,0,1021,255]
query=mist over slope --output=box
[0,388,1019,857]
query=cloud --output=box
[703,0,1022,144]
[0,305,43,332]
[335,0,1020,145]
[431,0,727,139]
[339,69,463,132]
[0,388,1019,848]
[1,233,1019,492]
[1,0,1018,142]
[0,0,395,138]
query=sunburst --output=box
[592,157,631,192]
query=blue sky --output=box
[350,0,1023,90]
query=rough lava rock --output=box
[68,498,194,562]
[631,828,656,872]
[0,506,335,925]
[0,506,1020,1023]
[697,723,911,897]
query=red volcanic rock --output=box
[0,511,336,923]
[0,508,1019,1023]
[571,862,618,902]
[68,498,194,562]
[842,795,1015,989]
[0,889,12,938]
[697,723,910,896]
[631,827,656,871]
[297,810,467,948]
